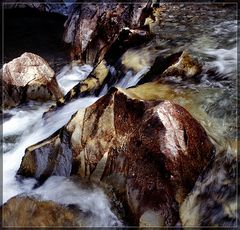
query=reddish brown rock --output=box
[2,52,63,108]
[63,2,153,65]
[1,196,78,227]
[18,87,214,226]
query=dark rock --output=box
[138,51,183,84]
[17,128,72,182]
[18,87,214,226]
[63,1,153,65]
[44,28,152,112]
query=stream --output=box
[2,3,238,227]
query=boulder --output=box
[180,150,238,227]
[1,196,78,227]
[17,129,72,182]
[161,50,202,79]
[63,1,153,65]
[18,87,214,226]
[45,27,152,112]
[1,77,24,109]
[2,52,63,109]
[138,50,202,84]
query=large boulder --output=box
[2,52,63,109]
[18,87,214,226]
[1,196,78,227]
[63,1,153,65]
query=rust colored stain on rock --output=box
[18,87,214,226]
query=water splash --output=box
[29,176,122,227]
[56,64,93,95]
[2,97,98,204]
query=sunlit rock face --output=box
[18,87,214,226]
[1,195,79,227]
[2,52,63,108]
[180,150,238,228]
[161,50,202,79]
[139,50,202,84]
[63,2,152,65]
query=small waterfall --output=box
[56,64,93,95]
[2,96,98,204]
[116,67,150,88]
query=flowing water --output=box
[2,4,238,227]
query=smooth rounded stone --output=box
[180,150,238,227]
[19,87,214,226]
[2,52,63,108]
[3,52,54,87]
[1,195,79,227]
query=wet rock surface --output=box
[45,29,153,112]
[2,2,237,228]
[1,195,79,227]
[180,150,238,227]
[64,1,152,65]
[17,129,72,182]
[161,50,202,79]
[2,52,63,109]
[18,87,214,225]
